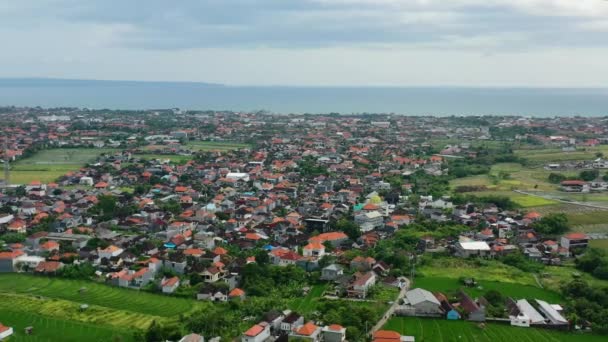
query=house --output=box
[281,311,304,332]
[454,241,491,258]
[179,333,205,342]
[350,256,376,271]
[98,245,124,260]
[354,211,384,231]
[292,322,322,342]
[197,286,228,302]
[372,330,415,342]
[535,300,568,326]
[262,310,285,333]
[561,233,589,250]
[34,261,63,274]
[506,298,530,327]
[161,276,180,294]
[403,288,443,316]
[303,242,325,258]
[516,299,545,325]
[560,180,589,192]
[321,264,344,281]
[348,271,376,298]
[459,291,485,322]
[322,325,346,342]
[229,287,246,300]
[0,251,25,272]
[201,266,223,283]
[242,322,270,342]
[0,323,14,341]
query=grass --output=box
[0,274,203,318]
[589,239,608,251]
[383,317,606,342]
[413,276,562,303]
[515,146,608,164]
[3,148,117,184]
[540,265,608,292]
[289,283,328,315]
[416,258,564,302]
[0,307,133,342]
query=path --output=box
[368,277,410,337]
[533,274,544,289]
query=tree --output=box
[548,173,566,184]
[532,213,569,235]
[580,169,599,181]
[1,233,26,244]
[334,218,361,240]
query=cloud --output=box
[2,0,605,51]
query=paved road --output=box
[368,277,410,336]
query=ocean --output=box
[0,78,606,116]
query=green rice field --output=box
[383,317,605,342]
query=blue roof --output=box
[263,245,275,251]
[164,243,176,249]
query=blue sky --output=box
[0,0,607,86]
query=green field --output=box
[515,146,608,164]
[383,317,605,342]
[186,141,251,152]
[590,239,608,251]
[135,154,193,163]
[4,148,117,184]
[0,307,132,342]
[0,274,202,318]
[289,284,328,315]
[413,276,562,303]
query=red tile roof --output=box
[244,324,264,337]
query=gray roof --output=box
[324,264,343,271]
[405,288,441,306]
[516,299,545,324]
[536,300,568,324]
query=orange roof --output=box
[303,242,324,250]
[41,241,60,250]
[244,324,264,337]
[184,248,204,256]
[311,231,348,243]
[229,288,245,297]
[213,247,228,255]
[363,203,380,210]
[328,324,344,331]
[0,323,11,334]
[524,211,542,219]
[162,276,180,287]
[245,233,262,240]
[94,181,108,188]
[566,233,588,240]
[296,322,318,336]
[373,330,401,340]
[0,250,24,260]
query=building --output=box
[535,300,568,326]
[459,291,485,322]
[561,233,589,250]
[321,264,344,281]
[560,180,589,192]
[372,330,415,342]
[0,323,14,341]
[454,241,491,258]
[516,299,545,325]
[322,324,346,342]
[242,323,270,342]
[303,242,325,258]
[161,276,180,294]
[179,333,204,342]
[354,211,384,232]
[281,311,304,332]
[348,271,376,298]
[403,288,443,316]
[292,321,322,342]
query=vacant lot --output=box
[515,146,608,164]
[383,317,605,342]
[590,239,608,251]
[4,148,117,184]
[187,141,251,152]
[289,283,328,315]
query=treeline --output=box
[561,280,608,334]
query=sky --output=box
[0,0,607,87]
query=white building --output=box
[226,172,250,182]
[0,323,14,340]
[454,241,491,258]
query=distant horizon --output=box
[0,77,606,116]
[1,77,608,90]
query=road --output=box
[368,276,410,337]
